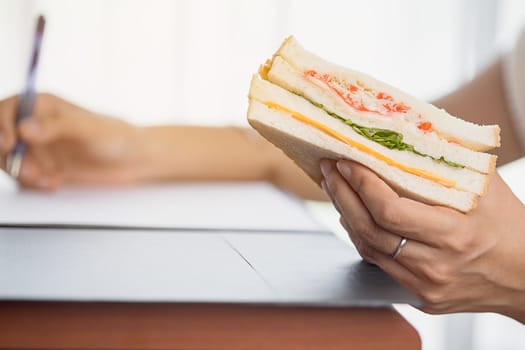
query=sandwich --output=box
[247,36,500,212]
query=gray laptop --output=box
[0,227,420,306]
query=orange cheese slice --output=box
[265,101,456,188]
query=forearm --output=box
[132,125,326,200]
[434,59,523,165]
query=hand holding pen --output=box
[0,91,143,190]
[6,15,46,180]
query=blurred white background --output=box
[1,0,525,126]
[1,0,525,349]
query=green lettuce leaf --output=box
[301,96,464,168]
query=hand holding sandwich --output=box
[320,158,525,323]
[248,36,525,322]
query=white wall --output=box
[3,0,523,126]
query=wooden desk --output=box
[0,302,419,349]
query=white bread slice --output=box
[249,76,489,195]
[247,99,478,212]
[266,56,497,174]
[266,36,500,152]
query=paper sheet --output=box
[0,174,325,232]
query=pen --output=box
[6,15,46,179]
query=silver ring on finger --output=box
[392,237,408,260]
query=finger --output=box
[18,94,79,145]
[321,177,342,215]
[339,216,369,262]
[349,235,425,296]
[371,251,430,306]
[33,148,61,180]
[17,155,62,190]
[336,160,463,245]
[18,116,66,145]
[323,158,431,259]
[340,210,434,275]
[0,95,19,154]
[325,160,446,285]
[324,158,397,254]
[339,215,352,235]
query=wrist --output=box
[92,121,157,185]
[127,125,175,183]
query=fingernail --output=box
[320,159,332,177]
[337,160,352,179]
